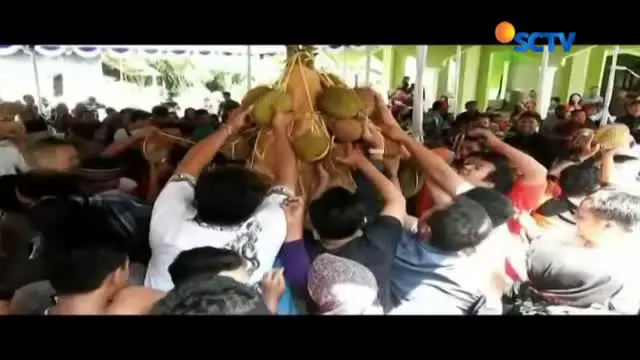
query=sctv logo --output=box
[495,21,576,53]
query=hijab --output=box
[526,245,624,308]
[308,254,383,315]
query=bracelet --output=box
[368,148,384,155]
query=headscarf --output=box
[526,245,624,308]
[308,254,382,315]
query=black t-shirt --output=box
[307,216,403,313]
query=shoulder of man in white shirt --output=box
[146,174,293,290]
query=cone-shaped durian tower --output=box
[224,45,421,198]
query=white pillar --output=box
[28,46,44,113]
[342,49,348,81]
[246,45,252,91]
[535,46,550,114]
[364,46,372,86]
[412,45,428,141]
[602,45,620,127]
[452,45,462,116]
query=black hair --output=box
[17,171,83,203]
[427,196,493,252]
[519,111,542,123]
[222,92,231,98]
[585,191,640,232]
[195,109,209,116]
[431,100,443,111]
[23,119,49,134]
[194,166,269,226]
[309,186,367,240]
[150,274,270,315]
[465,101,478,109]
[167,145,190,168]
[129,110,152,123]
[559,160,601,197]
[151,106,169,118]
[551,96,561,104]
[467,151,514,194]
[34,198,128,295]
[568,93,582,104]
[463,187,514,227]
[169,247,244,287]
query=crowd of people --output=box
[0,77,639,315]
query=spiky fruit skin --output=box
[329,118,363,143]
[241,86,272,108]
[292,131,331,162]
[594,124,630,149]
[324,73,347,88]
[251,91,293,128]
[353,87,377,118]
[318,87,363,120]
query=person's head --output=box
[576,190,640,247]
[23,95,35,106]
[526,245,625,309]
[184,108,196,120]
[550,97,561,107]
[222,92,231,101]
[35,199,129,298]
[471,113,491,129]
[308,253,381,315]
[401,76,410,86]
[55,103,69,115]
[588,102,604,118]
[194,166,269,226]
[465,101,479,113]
[23,137,79,172]
[195,109,209,123]
[309,187,367,240]
[458,138,483,159]
[169,247,247,287]
[150,274,270,315]
[459,152,514,194]
[554,104,567,119]
[105,107,116,116]
[431,100,444,114]
[87,96,97,104]
[569,93,582,105]
[516,111,540,135]
[558,160,601,197]
[589,86,599,98]
[151,106,170,123]
[570,109,587,125]
[439,95,449,104]
[0,172,83,213]
[76,156,123,194]
[128,109,152,130]
[425,195,494,253]
[41,97,49,107]
[529,89,537,99]
[629,99,640,117]
[23,119,49,134]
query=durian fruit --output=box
[328,117,364,143]
[241,85,272,108]
[291,113,331,162]
[594,124,631,149]
[353,87,377,118]
[318,86,364,120]
[322,73,347,88]
[398,159,425,198]
[251,90,293,128]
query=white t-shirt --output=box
[0,140,28,176]
[144,174,291,291]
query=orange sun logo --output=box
[495,21,516,44]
